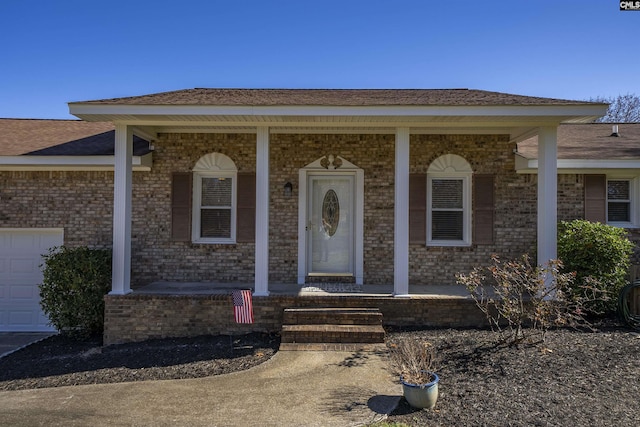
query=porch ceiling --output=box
[70,113,606,141]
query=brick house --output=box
[1,89,619,342]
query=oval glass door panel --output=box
[309,176,354,274]
[322,189,340,237]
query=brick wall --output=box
[124,132,399,285]
[127,132,541,286]
[4,132,640,288]
[410,134,535,281]
[0,171,116,247]
[103,293,487,345]
[129,133,258,285]
[270,134,396,284]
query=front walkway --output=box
[0,350,400,427]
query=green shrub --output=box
[39,246,112,339]
[558,220,634,314]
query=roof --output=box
[71,88,598,107]
[518,123,640,160]
[0,119,149,156]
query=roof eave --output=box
[515,156,640,174]
[0,153,153,171]
[68,103,608,126]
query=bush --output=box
[457,254,593,345]
[387,337,437,384]
[558,220,634,314]
[39,246,112,339]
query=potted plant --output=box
[388,337,439,410]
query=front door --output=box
[307,175,355,276]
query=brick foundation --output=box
[103,293,487,345]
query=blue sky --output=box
[1,0,638,119]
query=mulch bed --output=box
[1,322,639,426]
[0,332,279,391]
[385,321,640,427]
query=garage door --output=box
[0,229,63,332]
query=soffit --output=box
[69,96,608,137]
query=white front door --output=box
[307,175,355,276]
[0,229,62,332]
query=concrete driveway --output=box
[0,349,401,426]
[0,332,54,358]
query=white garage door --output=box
[0,229,63,332]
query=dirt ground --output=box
[1,322,639,426]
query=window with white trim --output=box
[607,179,632,225]
[427,154,472,246]
[192,153,237,244]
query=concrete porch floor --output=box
[133,281,472,299]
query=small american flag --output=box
[232,289,254,324]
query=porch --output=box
[103,282,484,345]
[67,90,607,302]
[67,89,608,345]
[133,281,472,297]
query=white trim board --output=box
[0,154,153,171]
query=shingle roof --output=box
[0,119,149,156]
[71,88,598,107]
[518,123,640,160]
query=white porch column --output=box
[254,126,270,296]
[537,126,558,280]
[394,127,410,297]
[111,124,133,295]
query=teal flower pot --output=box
[400,372,439,409]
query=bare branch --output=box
[591,93,640,123]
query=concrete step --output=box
[283,307,383,326]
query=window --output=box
[427,154,472,246]
[192,153,237,244]
[431,178,464,240]
[198,176,234,238]
[584,175,639,228]
[607,179,632,225]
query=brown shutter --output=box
[171,172,192,241]
[584,174,606,223]
[236,173,256,243]
[473,175,494,244]
[409,174,427,244]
